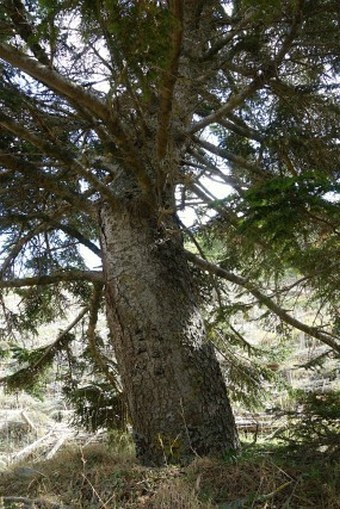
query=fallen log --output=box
[45,433,71,460]
[11,430,54,461]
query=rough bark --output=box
[100,201,239,465]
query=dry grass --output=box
[0,441,339,509]
[148,479,214,509]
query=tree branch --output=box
[0,270,103,288]
[4,0,51,65]
[0,222,50,279]
[187,147,242,190]
[0,43,154,196]
[273,0,304,67]
[0,207,101,257]
[0,219,101,278]
[218,118,263,142]
[0,306,89,389]
[86,282,122,390]
[0,112,119,207]
[156,0,183,160]
[56,223,101,257]
[189,78,262,134]
[193,136,264,177]
[0,152,93,213]
[0,42,111,124]
[200,9,255,61]
[190,10,304,137]
[186,251,340,354]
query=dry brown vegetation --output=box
[0,438,339,509]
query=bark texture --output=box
[100,201,239,465]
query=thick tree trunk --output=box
[100,201,239,465]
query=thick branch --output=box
[189,78,262,134]
[0,42,111,124]
[0,43,154,196]
[193,136,264,177]
[156,0,183,160]
[218,118,263,143]
[56,223,101,257]
[186,251,340,354]
[4,0,50,65]
[0,270,103,288]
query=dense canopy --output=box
[0,0,339,464]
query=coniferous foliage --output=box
[0,0,339,464]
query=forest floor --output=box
[0,348,339,508]
[0,383,339,509]
[0,433,339,509]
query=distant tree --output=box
[0,0,339,465]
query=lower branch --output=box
[0,306,89,389]
[0,270,103,288]
[186,251,340,354]
[86,282,122,391]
